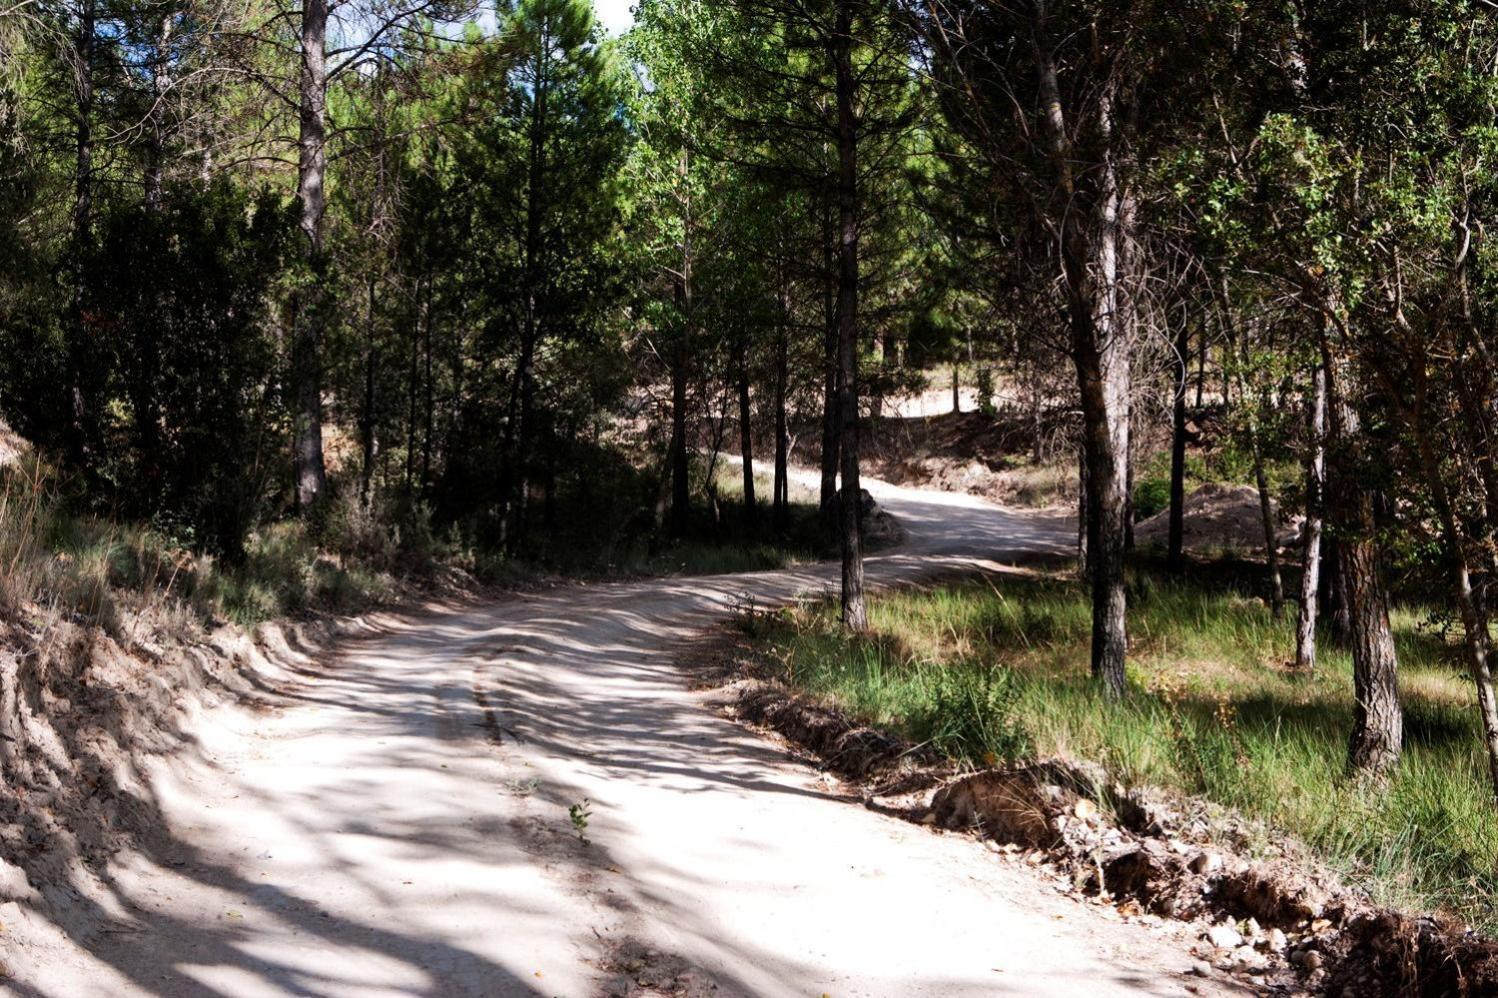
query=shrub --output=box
[914,663,1031,765]
[1133,473,1171,521]
[975,365,997,416]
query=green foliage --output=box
[974,366,996,417]
[1133,470,1171,521]
[916,665,1030,764]
[754,571,1498,929]
[568,798,592,845]
[87,184,293,557]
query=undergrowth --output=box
[748,567,1498,932]
[1,454,827,638]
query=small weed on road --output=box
[569,799,593,845]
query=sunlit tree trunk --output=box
[819,195,839,511]
[1167,319,1189,572]
[737,337,754,522]
[833,0,865,630]
[1320,323,1401,774]
[1294,361,1326,670]
[292,0,329,512]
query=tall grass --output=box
[752,569,1498,931]
[0,453,829,639]
[0,464,409,633]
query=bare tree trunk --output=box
[737,340,755,523]
[833,1,865,631]
[504,20,553,550]
[1030,372,1043,462]
[1167,319,1189,572]
[1224,283,1284,617]
[361,273,378,506]
[668,149,693,538]
[1194,324,1207,409]
[1295,361,1326,669]
[1124,401,1135,553]
[144,14,171,210]
[406,278,420,494]
[1071,183,1131,697]
[820,198,839,510]
[1415,433,1498,803]
[293,0,329,512]
[951,361,960,414]
[1076,443,1088,568]
[1075,327,1130,698]
[1030,9,1131,696]
[421,280,434,493]
[1321,328,1401,774]
[773,263,790,531]
[668,346,689,537]
[66,0,97,468]
[1319,538,1351,645]
[1253,456,1284,616]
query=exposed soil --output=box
[698,626,1498,998]
[857,407,1078,508]
[1135,483,1302,555]
[0,599,420,976]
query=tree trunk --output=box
[1317,537,1349,645]
[820,198,840,511]
[66,0,97,468]
[1194,323,1207,409]
[1167,319,1189,572]
[668,345,690,537]
[1253,454,1284,617]
[293,0,329,512]
[1030,11,1131,697]
[1321,328,1401,774]
[1070,185,1131,698]
[1294,361,1326,670]
[1076,442,1089,569]
[422,288,434,492]
[1030,373,1043,462]
[144,15,171,210]
[1075,329,1130,699]
[773,263,790,531]
[406,278,420,494]
[1124,401,1135,553]
[737,341,755,524]
[361,273,378,507]
[1224,284,1284,617]
[505,20,552,550]
[1414,432,1498,803]
[951,362,960,414]
[832,2,865,631]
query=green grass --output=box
[1,450,830,639]
[748,567,1498,931]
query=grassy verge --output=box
[1,452,828,637]
[742,565,1498,931]
[1,467,417,633]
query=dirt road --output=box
[10,477,1246,997]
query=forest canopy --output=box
[8,0,1498,804]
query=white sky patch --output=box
[594,0,636,34]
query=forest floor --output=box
[0,470,1253,997]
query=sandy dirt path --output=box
[9,475,1248,997]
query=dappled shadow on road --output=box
[13,487,1221,996]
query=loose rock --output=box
[1205,924,1243,950]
